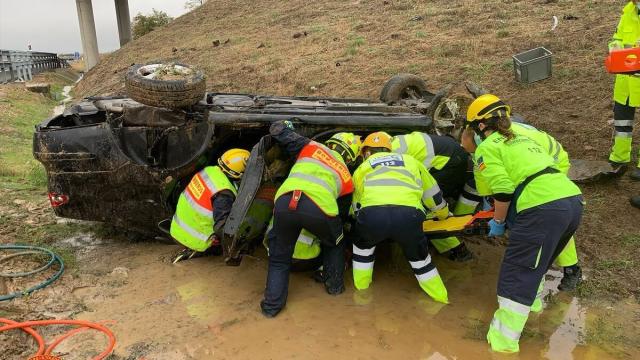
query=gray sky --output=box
[0,0,189,53]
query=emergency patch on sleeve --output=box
[369,154,405,168]
[475,156,486,172]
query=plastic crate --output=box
[512,47,553,83]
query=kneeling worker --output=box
[351,132,449,304]
[392,132,479,261]
[170,148,250,262]
[261,120,360,317]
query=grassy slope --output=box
[0,77,90,268]
[75,0,639,301]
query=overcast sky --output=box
[0,0,189,53]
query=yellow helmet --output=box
[362,131,392,150]
[218,148,250,179]
[466,94,511,124]
[325,132,362,162]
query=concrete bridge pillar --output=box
[75,0,99,71]
[115,0,132,46]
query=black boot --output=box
[558,265,582,291]
[631,196,640,209]
[447,243,474,262]
[609,161,628,175]
[630,168,640,181]
[260,300,282,318]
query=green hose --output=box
[0,245,64,301]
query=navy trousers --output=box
[498,195,583,306]
[261,192,345,316]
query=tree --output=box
[131,9,173,39]
[185,0,208,10]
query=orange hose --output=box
[0,318,116,360]
[44,320,116,356]
[0,318,46,355]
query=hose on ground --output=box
[0,245,64,301]
[0,318,116,360]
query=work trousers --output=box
[261,192,345,316]
[610,100,638,166]
[488,195,583,353]
[352,205,448,303]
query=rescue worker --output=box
[392,132,479,262]
[462,95,583,291]
[465,95,583,353]
[351,132,449,304]
[264,220,323,272]
[260,120,360,317]
[608,0,640,179]
[170,148,250,263]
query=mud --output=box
[3,236,638,360]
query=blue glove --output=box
[488,219,506,237]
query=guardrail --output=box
[0,50,64,84]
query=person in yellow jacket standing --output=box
[392,132,478,262]
[465,96,583,353]
[261,120,360,317]
[463,95,583,291]
[351,132,449,304]
[170,148,250,262]
[609,0,640,179]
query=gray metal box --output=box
[512,47,553,83]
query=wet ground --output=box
[3,235,638,360]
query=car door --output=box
[222,135,272,265]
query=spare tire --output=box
[379,73,428,103]
[125,63,206,109]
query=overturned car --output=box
[31,65,495,262]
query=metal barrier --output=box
[0,50,63,83]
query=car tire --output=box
[379,73,428,103]
[125,63,206,109]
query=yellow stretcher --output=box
[422,210,494,236]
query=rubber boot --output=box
[447,243,474,262]
[558,265,582,291]
[630,196,640,209]
[630,168,640,181]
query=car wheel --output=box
[125,62,206,109]
[379,73,428,103]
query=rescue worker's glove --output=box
[487,219,506,237]
[283,120,294,129]
[433,206,449,221]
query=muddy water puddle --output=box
[55,241,638,360]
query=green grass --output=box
[496,29,510,38]
[620,233,640,246]
[345,35,366,56]
[595,259,634,271]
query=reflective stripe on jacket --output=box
[275,141,353,216]
[170,166,236,251]
[391,132,463,170]
[352,152,447,213]
[511,123,570,174]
